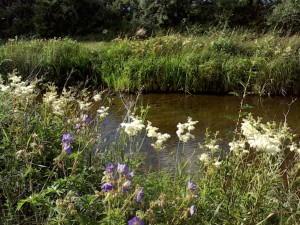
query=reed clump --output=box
[1,31,300,95]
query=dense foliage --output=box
[0,0,299,38]
[1,33,300,95]
[0,72,300,224]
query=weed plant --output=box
[0,71,300,224]
[0,31,300,95]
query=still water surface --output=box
[100,94,300,168]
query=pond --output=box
[99,94,300,169]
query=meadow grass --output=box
[0,71,300,224]
[0,30,300,95]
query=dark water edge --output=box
[98,94,300,169]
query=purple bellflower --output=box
[122,180,131,192]
[62,133,73,144]
[136,189,144,202]
[117,163,129,175]
[188,181,197,191]
[101,183,113,192]
[105,163,114,174]
[83,114,91,123]
[128,216,145,225]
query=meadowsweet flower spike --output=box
[128,216,145,225]
[176,117,198,142]
[121,116,145,136]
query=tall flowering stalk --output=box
[175,117,198,174]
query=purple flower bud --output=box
[129,171,134,179]
[189,205,195,216]
[75,124,81,131]
[63,144,72,155]
[83,114,90,123]
[101,183,113,192]
[136,189,144,202]
[62,133,72,144]
[128,216,144,225]
[122,180,131,192]
[188,181,197,191]
[117,163,129,175]
[105,163,114,173]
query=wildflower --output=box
[189,205,195,216]
[121,116,145,137]
[176,117,198,143]
[129,171,134,179]
[199,153,210,163]
[83,114,90,123]
[128,216,144,225]
[63,144,72,155]
[9,75,21,83]
[101,183,113,192]
[136,189,144,202]
[75,124,81,131]
[147,121,170,151]
[0,84,10,92]
[213,160,222,168]
[78,100,92,111]
[146,121,159,138]
[106,163,114,173]
[117,163,129,175]
[122,180,131,192]
[93,93,102,102]
[97,106,109,119]
[62,133,73,144]
[187,181,197,191]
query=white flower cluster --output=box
[121,116,145,137]
[229,139,249,157]
[43,87,74,116]
[199,153,210,163]
[97,106,109,119]
[176,117,198,143]
[146,121,171,151]
[1,71,37,99]
[241,117,283,155]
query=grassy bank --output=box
[0,73,300,224]
[1,31,300,95]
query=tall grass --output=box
[1,31,300,95]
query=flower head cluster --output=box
[121,116,145,137]
[97,106,109,119]
[1,71,38,102]
[241,116,284,155]
[176,117,198,142]
[229,139,248,157]
[146,121,171,151]
[62,133,72,154]
[199,153,210,163]
[101,163,143,199]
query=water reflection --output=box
[99,94,300,169]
